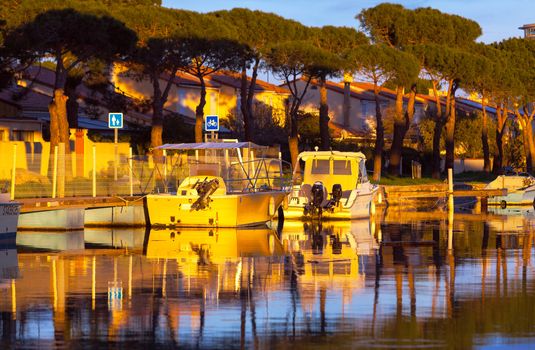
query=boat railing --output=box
[149,155,292,194]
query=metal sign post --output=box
[108,113,124,182]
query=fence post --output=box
[92,145,97,197]
[52,145,58,199]
[163,149,167,192]
[10,144,16,200]
[57,142,65,198]
[129,147,133,197]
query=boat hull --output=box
[488,186,535,206]
[284,189,376,220]
[146,191,286,228]
[0,202,20,242]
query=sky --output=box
[163,0,533,43]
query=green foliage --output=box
[455,111,496,158]
[503,119,525,170]
[375,174,442,186]
[357,3,481,48]
[297,111,320,142]
[4,8,136,66]
[418,112,443,153]
[210,8,307,57]
[345,44,418,87]
[267,40,336,82]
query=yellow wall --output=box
[0,138,130,180]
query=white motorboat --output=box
[486,173,535,207]
[145,142,290,228]
[0,192,20,243]
[284,151,378,220]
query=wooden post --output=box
[92,145,97,197]
[52,145,58,199]
[447,168,454,250]
[278,152,283,188]
[58,142,65,199]
[448,168,453,194]
[10,144,16,200]
[129,147,133,197]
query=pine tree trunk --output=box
[288,112,299,168]
[319,75,330,151]
[431,81,443,179]
[195,76,207,143]
[481,98,490,172]
[526,117,535,173]
[245,58,260,141]
[444,81,457,173]
[388,86,405,176]
[432,119,443,179]
[151,76,164,161]
[240,65,250,141]
[444,98,456,172]
[372,90,383,182]
[492,106,506,174]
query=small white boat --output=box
[0,192,20,243]
[486,173,535,207]
[145,142,290,228]
[284,151,378,220]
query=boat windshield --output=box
[358,160,368,183]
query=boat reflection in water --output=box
[145,226,285,263]
[281,219,378,278]
[2,212,535,348]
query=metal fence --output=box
[2,146,293,200]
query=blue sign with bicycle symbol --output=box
[205,115,219,132]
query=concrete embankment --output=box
[17,196,146,230]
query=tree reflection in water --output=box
[1,210,535,348]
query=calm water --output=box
[2,206,535,349]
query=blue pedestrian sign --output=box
[205,115,219,132]
[108,113,123,129]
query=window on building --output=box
[12,130,34,142]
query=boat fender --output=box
[268,197,276,216]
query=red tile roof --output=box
[208,70,290,94]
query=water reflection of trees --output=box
[1,215,535,348]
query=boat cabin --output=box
[295,151,368,192]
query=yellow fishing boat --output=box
[145,142,290,228]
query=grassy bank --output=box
[375,171,497,186]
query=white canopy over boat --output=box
[297,151,366,161]
[155,142,268,150]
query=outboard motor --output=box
[311,182,325,208]
[331,184,342,203]
[191,177,220,210]
[304,181,326,217]
[324,184,343,210]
